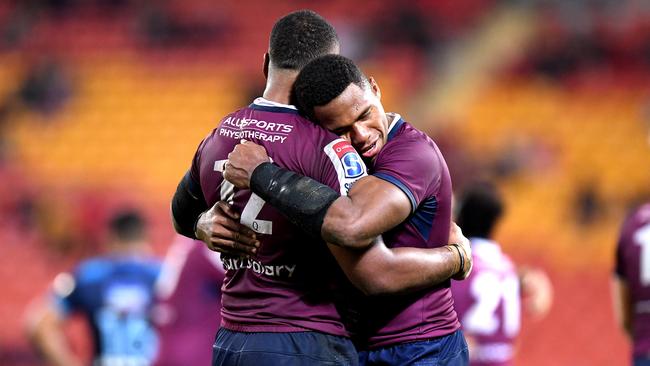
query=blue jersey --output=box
[53,255,162,365]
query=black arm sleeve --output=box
[250,162,340,238]
[171,171,208,239]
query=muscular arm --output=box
[321,175,411,248]
[171,171,208,239]
[221,141,472,288]
[328,238,461,296]
[611,275,633,338]
[25,300,83,366]
[197,203,471,295]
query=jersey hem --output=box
[221,320,350,337]
[365,322,461,349]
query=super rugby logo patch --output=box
[324,139,368,195]
[333,141,365,178]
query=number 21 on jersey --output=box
[464,272,521,337]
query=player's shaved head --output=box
[269,10,339,70]
[109,209,146,242]
[456,182,504,239]
[292,54,367,121]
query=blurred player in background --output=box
[613,202,650,366]
[452,182,552,366]
[25,209,162,366]
[152,235,225,366]
[172,10,469,366]
[223,54,470,365]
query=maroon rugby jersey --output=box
[190,98,367,336]
[616,203,650,358]
[153,236,225,366]
[358,114,459,348]
[452,238,521,366]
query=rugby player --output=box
[223,55,469,365]
[152,235,225,366]
[171,10,470,366]
[451,183,523,366]
[26,210,161,366]
[613,201,650,366]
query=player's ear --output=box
[368,76,381,100]
[263,53,270,79]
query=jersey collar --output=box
[386,113,404,142]
[249,97,300,115]
[469,237,503,257]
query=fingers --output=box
[198,201,260,256]
[215,201,240,220]
[207,238,259,257]
[213,213,257,242]
[205,226,259,256]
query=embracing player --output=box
[613,202,650,366]
[171,10,470,366]
[223,55,469,365]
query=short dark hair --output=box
[292,54,367,121]
[269,10,339,70]
[456,182,504,239]
[109,209,146,242]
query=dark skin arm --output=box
[197,202,470,295]
[612,275,632,338]
[195,201,260,256]
[326,225,466,295]
[321,174,412,248]
[224,141,412,248]
[25,298,83,366]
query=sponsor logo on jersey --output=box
[221,256,297,278]
[332,140,356,158]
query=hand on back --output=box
[224,141,271,189]
[196,201,259,256]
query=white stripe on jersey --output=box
[252,97,298,110]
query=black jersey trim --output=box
[249,103,301,115]
[386,118,405,142]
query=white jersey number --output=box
[464,272,521,337]
[634,223,650,286]
[214,159,272,234]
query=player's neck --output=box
[108,239,150,256]
[262,68,298,105]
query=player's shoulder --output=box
[74,257,113,284]
[383,115,439,156]
[633,202,650,224]
[620,202,650,243]
[290,113,341,144]
[472,238,515,272]
[245,98,340,146]
[130,256,164,278]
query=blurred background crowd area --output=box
[0,0,649,365]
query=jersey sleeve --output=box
[615,212,635,278]
[373,138,442,213]
[615,238,627,278]
[189,135,210,184]
[316,138,368,196]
